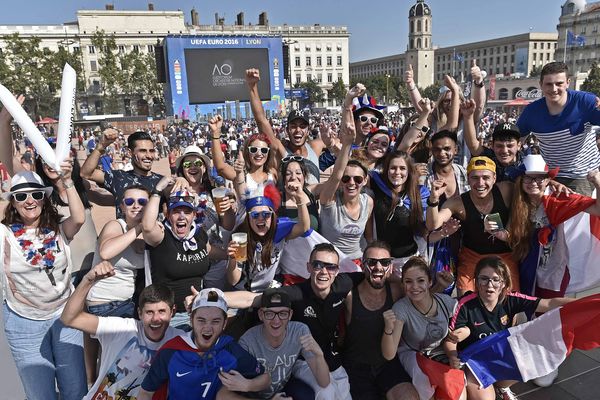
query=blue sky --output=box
[0,0,565,61]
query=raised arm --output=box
[98,219,142,261]
[245,69,286,159]
[438,75,461,132]
[59,159,86,241]
[341,83,365,145]
[396,98,433,153]
[425,179,456,231]
[301,334,331,388]
[405,64,424,113]
[60,261,116,335]
[470,59,486,120]
[208,115,236,181]
[80,128,118,185]
[381,309,404,360]
[0,94,25,175]
[141,176,172,246]
[286,182,311,240]
[460,99,483,156]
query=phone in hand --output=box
[484,213,504,232]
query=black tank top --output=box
[343,283,394,367]
[461,185,511,254]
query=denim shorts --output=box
[87,299,135,318]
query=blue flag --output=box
[454,53,464,62]
[567,30,586,47]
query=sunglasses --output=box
[248,146,269,155]
[262,310,291,320]
[359,115,379,124]
[282,155,304,163]
[123,197,148,206]
[363,257,394,268]
[169,195,196,204]
[182,160,204,169]
[310,260,339,272]
[369,139,389,147]
[249,210,273,220]
[341,175,365,184]
[522,176,547,184]
[13,191,45,202]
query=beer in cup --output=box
[212,187,228,216]
[231,233,248,262]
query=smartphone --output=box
[484,213,504,232]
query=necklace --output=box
[411,296,434,316]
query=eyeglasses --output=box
[13,191,45,202]
[477,276,504,287]
[369,139,389,148]
[262,310,291,320]
[249,210,273,220]
[123,197,148,207]
[310,260,339,272]
[282,155,304,163]
[363,257,394,268]
[248,146,270,155]
[182,160,204,169]
[341,175,365,184]
[359,115,379,124]
[522,176,547,184]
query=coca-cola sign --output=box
[516,89,542,99]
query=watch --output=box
[473,80,485,88]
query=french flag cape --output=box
[276,219,362,284]
[405,352,465,400]
[519,193,599,296]
[459,293,600,388]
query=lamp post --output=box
[385,74,390,104]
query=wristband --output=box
[408,85,416,91]
[473,80,485,88]
[151,189,162,197]
[427,198,439,207]
[63,181,74,189]
[384,330,393,335]
[211,136,221,140]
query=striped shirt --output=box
[517,90,600,179]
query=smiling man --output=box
[517,62,600,195]
[61,261,181,400]
[138,288,267,400]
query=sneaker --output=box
[532,368,559,387]
[496,387,518,400]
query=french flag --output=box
[407,353,465,400]
[459,294,600,388]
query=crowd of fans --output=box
[0,60,599,400]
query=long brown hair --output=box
[381,151,424,231]
[2,196,62,233]
[474,256,513,299]
[242,209,277,272]
[242,134,277,178]
[508,175,537,261]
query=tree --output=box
[421,82,443,101]
[328,78,346,105]
[91,30,120,114]
[529,64,542,78]
[294,79,324,108]
[581,63,600,97]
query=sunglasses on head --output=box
[182,159,204,169]
[13,191,45,202]
[123,197,148,207]
[249,210,273,220]
[248,146,269,155]
[169,195,196,204]
[282,155,304,163]
[363,257,394,268]
[311,260,339,272]
[341,175,365,184]
[359,115,379,124]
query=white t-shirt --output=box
[84,317,180,400]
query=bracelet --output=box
[95,147,106,154]
[296,201,308,207]
[63,181,74,189]
[408,85,416,91]
[211,136,221,140]
[151,189,162,197]
[426,198,439,207]
[473,80,485,88]
[384,330,393,335]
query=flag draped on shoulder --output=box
[459,294,600,388]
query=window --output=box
[133,45,140,53]
[118,45,126,54]
[338,73,343,80]
[90,60,97,72]
[337,55,342,66]
[504,46,508,52]
[295,56,301,67]
[0,48,3,56]
[307,73,312,81]
[337,44,342,51]
[483,49,487,56]
[327,73,333,83]
[317,73,322,83]
[306,56,311,66]
[147,45,154,53]
[316,56,322,66]
[326,45,332,51]
[92,80,101,93]
[534,42,537,49]
[503,55,507,63]
[477,50,480,56]
[327,56,332,66]
[295,74,301,84]
[88,45,95,54]
[73,46,80,53]
[305,45,311,51]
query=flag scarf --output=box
[460,294,600,388]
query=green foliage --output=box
[529,64,542,78]
[349,74,406,105]
[581,62,600,97]
[91,30,120,113]
[421,82,443,101]
[294,79,324,108]
[328,78,347,105]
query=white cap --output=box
[191,288,228,313]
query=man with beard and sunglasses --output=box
[342,241,419,400]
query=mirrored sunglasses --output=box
[123,197,148,206]
[249,210,273,220]
[341,175,365,184]
[311,260,339,272]
[182,160,204,169]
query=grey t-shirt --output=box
[319,192,370,259]
[239,321,314,398]
[392,293,457,356]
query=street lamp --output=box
[385,74,390,104]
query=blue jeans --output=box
[2,303,86,400]
[87,299,135,318]
[169,311,192,331]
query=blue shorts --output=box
[87,300,135,318]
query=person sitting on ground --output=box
[61,261,181,400]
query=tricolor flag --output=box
[460,294,600,388]
[563,211,600,293]
[401,352,465,400]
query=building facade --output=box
[0,4,349,116]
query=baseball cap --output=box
[467,156,496,175]
[287,110,310,125]
[168,190,197,211]
[260,288,291,309]
[492,122,521,141]
[191,288,228,313]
